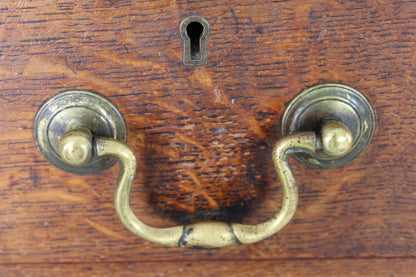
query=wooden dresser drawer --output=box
[0,0,415,275]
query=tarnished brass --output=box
[61,129,317,248]
[180,16,210,66]
[34,86,374,248]
[33,90,127,174]
[282,83,375,168]
[321,121,353,157]
[59,128,94,167]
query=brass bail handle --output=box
[58,123,349,248]
[34,84,375,248]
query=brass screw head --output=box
[321,122,354,158]
[58,129,93,167]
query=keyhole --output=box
[186,21,204,60]
[180,16,210,66]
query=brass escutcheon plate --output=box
[180,15,210,66]
[34,90,127,174]
[282,83,375,168]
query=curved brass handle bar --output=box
[93,132,317,248]
[40,87,366,248]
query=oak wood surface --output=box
[0,0,416,275]
[2,258,416,277]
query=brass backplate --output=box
[282,83,375,168]
[34,90,127,174]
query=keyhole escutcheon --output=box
[180,16,210,66]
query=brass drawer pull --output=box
[34,84,375,248]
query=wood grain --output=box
[0,0,416,274]
[1,258,416,277]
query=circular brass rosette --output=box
[282,83,375,168]
[34,90,127,174]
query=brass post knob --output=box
[34,84,375,248]
[321,121,353,157]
